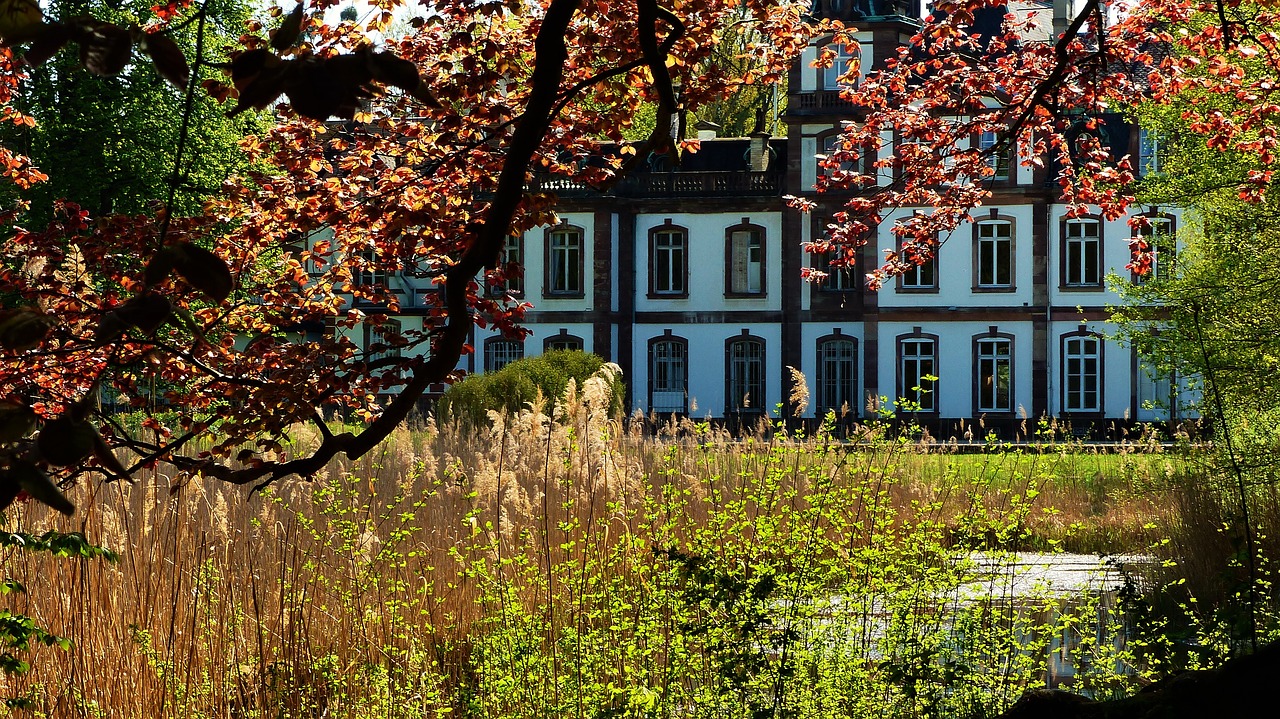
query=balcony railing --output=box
[530,170,782,198]
[788,91,858,113]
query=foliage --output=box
[0,0,267,226]
[435,350,624,429]
[0,0,813,491]
[0,390,1183,717]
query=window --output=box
[353,249,388,289]
[726,224,765,296]
[974,335,1013,413]
[1138,128,1161,177]
[898,336,937,412]
[1062,334,1102,412]
[650,336,688,414]
[900,255,936,290]
[363,317,402,364]
[1063,218,1102,287]
[544,332,584,352]
[484,338,524,373]
[492,234,524,297]
[1133,216,1175,283]
[726,335,765,414]
[649,224,688,297]
[975,220,1013,289]
[822,41,857,90]
[1135,360,1173,421]
[545,226,584,296]
[817,336,858,415]
[979,130,1010,180]
[819,251,856,291]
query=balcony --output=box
[530,170,782,198]
[787,91,858,115]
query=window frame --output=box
[819,37,859,91]
[973,218,1015,292]
[489,234,525,298]
[543,331,584,353]
[1061,331,1104,414]
[648,221,689,298]
[1060,216,1104,290]
[1131,213,1176,284]
[543,224,586,298]
[724,221,767,298]
[725,333,767,415]
[1138,128,1162,177]
[649,333,689,415]
[816,334,859,416]
[896,331,939,414]
[978,130,1012,182]
[363,316,403,365]
[484,336,525,373]
[972,331,1015,415]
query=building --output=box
[337,1,1185,436]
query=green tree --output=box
[1,0,265,225]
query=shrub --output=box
[435,349,624,427]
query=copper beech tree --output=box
[0,0,1268,509]
[0,0,811,507]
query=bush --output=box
[436,349,624,428]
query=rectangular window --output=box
[818,339,857,414]
[651,340,688,414]
[726,339,765,413]
[1136,361,1172,421]
[728,229,764,295]
[976,221,1012,289]
[652,229,686,295]
[1139,128,1161,177]
[821,252,855,291]
[1064,336,1101,412]
[979,131,1010,180]
[354,249,388,289]
[976,338,1012,412]
[500,235,523,296]
[485,340,524,373]
[823,44,857,90]
[364,318,402,364]
[547,228,583,295]
[1134,218,1175,283]
[1064,219,1102,287]
[546,335,584,352]
[901,256,936,290]
[899,338,936,412]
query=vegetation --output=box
[0,383,1237,718]
[435,350,624,429]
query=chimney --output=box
[1053,0,1070,40]
[749,131,771,172]
[694,119,722,141]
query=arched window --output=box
[816,335,858,415]
[725,221,766,296]
[544,224,585,297]
[544,331,584,352]
[484,337,524,373]
[1061,331,1103,413]
[1061,216,1103,288]
[726,333,766,414]
[649,333,688,414]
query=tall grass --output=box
[0,375,1193,718]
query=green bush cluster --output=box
[435,349,624,427]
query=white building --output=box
[336,1,1186,436]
